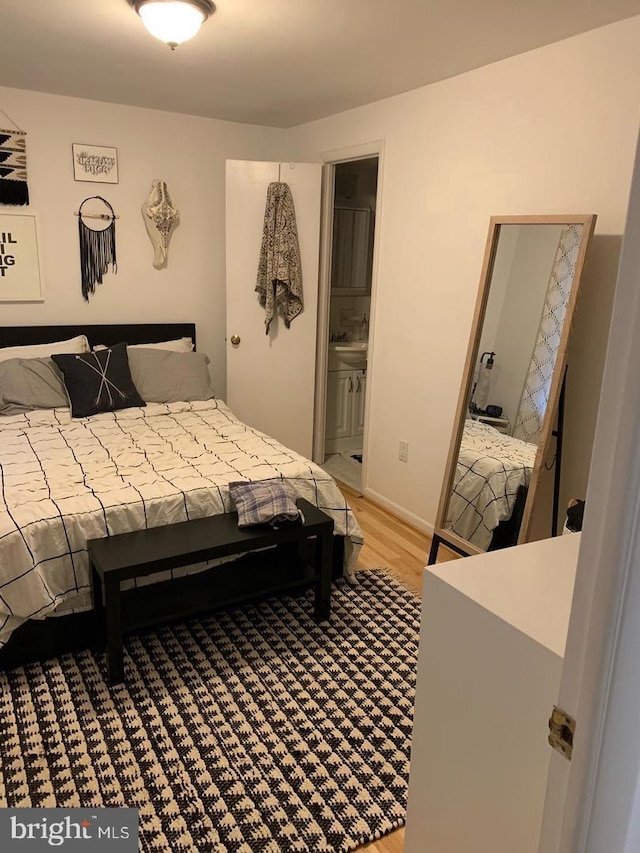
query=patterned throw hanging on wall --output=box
[77,196,118,302]
[512,224,582,444]
[0,108,29,205]
[256,181,303,334]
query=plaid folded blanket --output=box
[229,479,302,528]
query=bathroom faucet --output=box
[358,314,368,341]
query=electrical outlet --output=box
[399,440,409,463]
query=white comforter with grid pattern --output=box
[0,399,363,648]
[445,419,537,550]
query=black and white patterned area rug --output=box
[0,570,419,852]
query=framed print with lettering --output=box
[0,212,43,302]
[72,143,119,184]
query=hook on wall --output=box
[278,162,296,182]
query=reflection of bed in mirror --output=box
[429,214,597,564]
[445,419,537,550]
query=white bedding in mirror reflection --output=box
[445,419,537,550]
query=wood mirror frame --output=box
[429,214,597,563]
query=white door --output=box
[225,160,322,458]
[538,132,640,851]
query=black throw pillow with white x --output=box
[52,342,146,418]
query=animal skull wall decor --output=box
[142,179,179,268]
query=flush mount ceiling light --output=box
[128,0,215,50]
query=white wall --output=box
[287,17,640,530]
[3,17,639,531]
[0,86,287,398]
[491,224,564,426]
[476,225,516,375]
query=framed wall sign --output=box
[0,212,43,302]
[72,143,119,184]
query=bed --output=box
[0,323,363,667]
[444,418,537,550]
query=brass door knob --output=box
[230,334,241,346]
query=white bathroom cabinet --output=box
[325,368,366,454]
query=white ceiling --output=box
[2,0,640,128]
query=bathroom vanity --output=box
[325,342,367,455]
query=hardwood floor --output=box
[341,485,459,589]
[337,485,458,853]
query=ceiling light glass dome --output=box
[129,1,215,49]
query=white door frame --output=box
[539,131,640,851]
[312,162,335,464]
[312,140,385,489]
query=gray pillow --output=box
[127,349,214,403]
[0,357,69,414]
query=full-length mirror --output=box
[429,214,596,562]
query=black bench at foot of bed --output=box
[90,498,334,684]
[0,502,344,675]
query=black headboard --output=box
[0,323,196,351]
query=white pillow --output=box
[130,337,193,352]
[0,335,89,364]
[93,337,193,353]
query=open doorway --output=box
[319,156,379,495]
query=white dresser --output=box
[405,534,580,853]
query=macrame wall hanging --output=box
[76,196,118,302]
[0,107,29,206]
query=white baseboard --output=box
[363,487,434,536]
